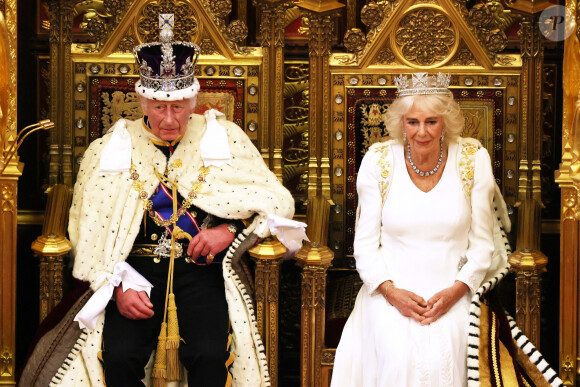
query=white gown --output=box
[332,142,495,387]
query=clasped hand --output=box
[379,280,469,326]
[114,225,235,320]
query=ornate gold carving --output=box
[38,255,67,321]
[361,2,383,28]
[138,0,199,43]
[0,349,13,377]
[4,0,16,144]
[392,6,458,67]
[226,20,248,44]
[561,355,574,384]
[374,46,396,64]
[495,54,516,65]
[450,41,477,66]
[468,1,512,55]
[343,28,367,54]
[199,32,218,55]
[249,239,285,387]
[74,0,130,51]
[337,1,394,64]
[562,187,579,220]
[115,35,137,53]
[203,0,253,55]
[283,63,309,191]
[510,256,546,347]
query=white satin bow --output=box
[74,262,153,330]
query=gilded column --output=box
[0,2,18,384]
[256,0,291,182]
[505,0,550,350]
[31,184,73,321]
[47,0,75,186]
[297,1,344,199]
[294,196,334,387]
[555,0,580,383]
[248,239,287,387]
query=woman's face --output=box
[403,104,444,158]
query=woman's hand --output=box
[421,281,469,325]
[379,281,428,323]
[186,223,236,259]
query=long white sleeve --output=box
[455,147,495,293]
[354,149,391,294]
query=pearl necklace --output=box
[406,141,443,177]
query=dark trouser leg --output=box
[102,259,167,387]
[102,258,230,387]
[173,260,230,387]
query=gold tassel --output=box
[151,322,168,387]
[166,293,182,381]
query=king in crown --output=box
[133,14,200,100]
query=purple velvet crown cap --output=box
[134,43,199,78]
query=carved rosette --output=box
[343,28,367,54]
[374,46,396,65]
[361,3,384,28]
[116,35,137,53]
[450,42,476,66]
[138,0,199,43]
[210,0,232,19]
[226,20,248,44]
[392,6,458,67]
[204,0,255,55]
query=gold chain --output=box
[130,163,211,227]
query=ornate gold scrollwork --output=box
[283,64,309,192]
[337,1,393,64]
[392,6,458,67]
[468,1,513,55]
[204,0,252,55]
[74,0,130,50]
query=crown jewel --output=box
[133,14,200,100]
[394,72,451,97]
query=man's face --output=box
[140,97,196,141]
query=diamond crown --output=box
[133,14,200,93]
[394,72,451,97]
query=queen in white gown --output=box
[331,74,495,387]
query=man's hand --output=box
[114,285,154,320]
[186,223,235,259]
[420,281,469,325]
[379,281,428,323]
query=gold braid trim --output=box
[458,142,479,200]
[374,143,392,205]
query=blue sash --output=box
[149,183,215,265]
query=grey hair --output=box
[383,93,464,144]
